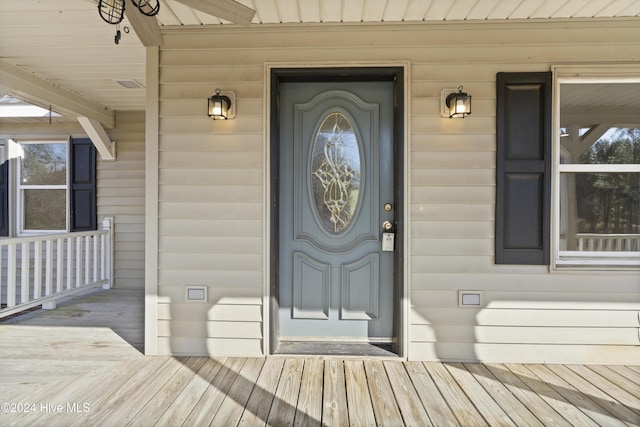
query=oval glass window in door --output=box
[311,112,361,234]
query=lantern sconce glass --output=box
[441,85,472,118]
[208,88,236,120]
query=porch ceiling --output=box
[0,0,639,126]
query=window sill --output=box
[18,230,67,237]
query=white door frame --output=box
[263,62,412,358]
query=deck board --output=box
[525,364,630,427]
[485,363,575,427]
[463,363,545,427]
[295,358,324,427]
[124,356,207,425]
[94,356,188,426]
[1,289,639,427]
[183,357,246,426]
[155,357,226,425]
[504,363,599,427]
[384,361,433,427]
[268,358,305,426]
[546,364,640,425]
[445,363,516,426]
[404,361,457,426]
[211,357,265,427]
[566,364,640,413]
[238,357,284,426]
[322,359,349,427]
[424,362,489,426]
[70,356,175,427]
[589,365,640,400]
[344,360,377,426]
[365,360,404,426]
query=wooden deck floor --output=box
[1,289,639,426]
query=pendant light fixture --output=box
[98,0,160,44]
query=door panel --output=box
[292,252,330,319]
[279,81,395,341]
[341,253,379,320]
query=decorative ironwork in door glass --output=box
[311,112,361,234]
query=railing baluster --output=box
[66,237,73,290]
[34,241,42,299]
[101,233,106,281]
[85,236,91,286]
[93,234,99,283]
[7,243,16,308]
[76,237,82,288]
[21,242,30,304]
[56,238,63,293]
[45,240,53,297]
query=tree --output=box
[577,128,639,235]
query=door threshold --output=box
[274,340,399,358]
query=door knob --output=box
[382,221,393,231]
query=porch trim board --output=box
[263,61,412,358]
[145,46,160,356]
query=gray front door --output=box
[278,81,395,342]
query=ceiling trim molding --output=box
[160,16,640,35]
[0,60,115,129]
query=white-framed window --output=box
[553,67,640,267]
[14,139,69,234]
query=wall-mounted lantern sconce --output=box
[208,88,236,120]
[441,85,472,118]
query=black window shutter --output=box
[496,72,552,265]
[70,138,97,231]
[0,158,8,236]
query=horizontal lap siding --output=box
[158,44,263,355]
[157,20,640,360]
[99,111,145,289]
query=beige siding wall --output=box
[99,111,146,289]
[0,110,146,290]
[155,20,640,361]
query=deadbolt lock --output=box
[384,203,393,211]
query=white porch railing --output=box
[0,217,113,319]
[577,233,640,252]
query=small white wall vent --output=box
[185,286,207,302]
[458,291,483,308]
[113,79,144,89]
